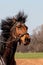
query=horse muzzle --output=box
[20,33,31,45]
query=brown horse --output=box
[0,12,30,65]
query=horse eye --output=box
[18,26,22,29]
[18,26,21,28]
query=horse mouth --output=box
[20,33,31,45]
[24,38,31,45]
[23,39,30,45]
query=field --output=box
[15,52,43,59]
[15,53,43,65]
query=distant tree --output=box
[28,24,43,52]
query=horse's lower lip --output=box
[24,42,29,45]
[24,43,28,45]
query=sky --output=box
[0,0,43,34]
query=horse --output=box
[0,12,30,65]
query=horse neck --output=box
[2,39,17,65]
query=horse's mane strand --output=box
[16,12,27,23]
[1,12,27,41]
[1,18,14,41]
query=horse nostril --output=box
[25,38,30,42]
[28,38,31,42]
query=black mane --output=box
[1,18,14,41]
[15,12,27,23]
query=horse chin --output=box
[24,42,30,46]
